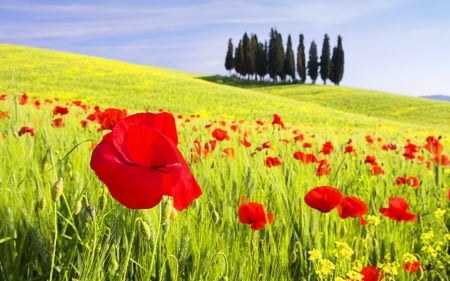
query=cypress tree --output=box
[307,41,319,84]
[284,34,296,82]
[224,38,234,75]
[250,34,259,80]
[268,28,284,82]
[330,35,345,85]
[255,41,268,81]
[234,40,244,78]
[296,34,306,83]
[242,33,256,79]
[319,34,331,85]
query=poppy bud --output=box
[73,200,82,215]
[169,207,178,220]
[86,205,96,219]
[140,220,152,240]
[51,177,63,201]
[98,193,107,211]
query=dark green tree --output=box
[250,34,259,80]
[234,40,244,77]
[255,41,268,81]
[330,35,345,85]
[284,34,296,82]
[224,38,234,75]
[319,34,331,84]
[296,34,306,83]
[268,28,284,82]
[242,33,255,79]
[307,40,319,84]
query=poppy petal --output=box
[90,134,164,209]
[304,186,343,213]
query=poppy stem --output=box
[58,139,94,161]
[119,210,138,280]
[48,201,58,281]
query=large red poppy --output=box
[336,196,368,225]
[304,186,343,213]
[379,197,416,222]
[238,197,273,230]
[90,112,202,210]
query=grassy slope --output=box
[255,84,450,129]
[1,44,449,135]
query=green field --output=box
[0,44,449,281]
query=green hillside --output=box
[1,44,449,134]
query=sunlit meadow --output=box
[0,45,449,281]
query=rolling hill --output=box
[1,44,449,135]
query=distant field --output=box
[1,44,449,281]
[203,75,450,131]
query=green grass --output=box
[0,44,449,281]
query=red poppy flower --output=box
[293,151,318,164]
[223,147,235,160]
[403,261,421,273]
[90,112,202,210]
[303,142,312,148]
[379,197,417,222]
[19,93,28,105]
[230,124,240,132]
[18,126,35,137]
[364,155,378,165]
[33,100,41,108]
[336,196,368,225]
[316,159,331,176]
[447,188,450,200]
[238,197,273,230]
[438,154,450,166]
[212,128,230,141]
[396,176,419,189]
[52,118,65,128]
[360,265,384,281]
[344,145,355,153]
[365,135,374,144]
[304,186,343,213]
[80,120,89,128]
[320,141,334,155]
[265,156,281,167]
[240,137,251,148]
[381,143,396,151]
[371,164,384,176]
[403,141,419,160]
[0,93,6,101]
[0,111,8,120]
[272,113,285,129]
[53,105,69,116]
[424,136,443,156]
[97,108,128,131]
[294,133,304,142]
[260,141,272,150]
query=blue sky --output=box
[1,0,449,97]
